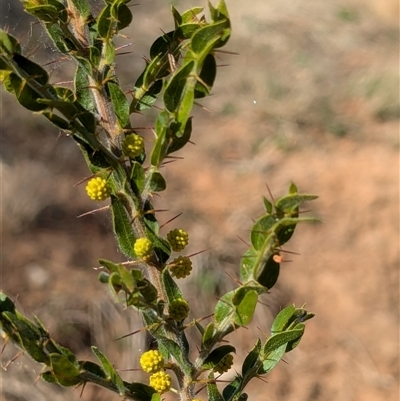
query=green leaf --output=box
[91,346,126,395]
[181,7,204,23]
[142,202,171,264]
[262,196,273,213]
[222,376,243,401]
[255,253,280,289]
[125,382,158,401]
[9,73,48,112]
[263,327,304,355]
[2,312,49,363]
[41,370,57,383]
[275,193,318,213]
[167,117,192,154]
[202,345,235,370]
[42,111,72,132]
[0,30,21,56]
[108,272,123,297]
[111,195,136,259]
[79,360,107,380]
[161,269,183,303]
[49,353,81,387]
[150,31,175,59]
[271,304,296,333]
[69,0,91,18]
[0,292,16,314]
[113,3,132,31]
[164,60,195,113]
[130,161,145,194]
[151,111,173,165]
[97,5,112,38]
[232,288,258,326]
[257,345,286,375]
[250,215,277,251]
[191,20,229,55]
[171,6,182,26]
[74,64,94,111]
[75,139,109,173]
[201,322,215,349]
[148,171,166,192]
[24,4,64,24]
[194,54,216,98]
[207,372,224,401]
[108,81,130,127]
[157,336,193,376]
[242,339,261,375]
[175,23,202,40]
[239,248,257,283]
[214,290,235,325]
[285,323,306,352]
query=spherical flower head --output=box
[169,256,192,279]
[168,298,190,322]
[166,229,189,252]
[214,353,234,374]
[122,133,144,159]
[134,237,153,260]
[85,177,111,201]
[149,371,172,394]
[139,350,164,373]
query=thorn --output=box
[115,42,133,51]
[79,381,87,398]
[258,299,270,307]
[1,336,9,355]
[2,351,23,370]
[159,212,183,230]
[144,209,169,216]
[194,101,211,113]
[214,49,239,56]
[116,51,134,57]
[160,159,180,167]
[42,56,69,67]
[76,205,110,218]
[236,235,250,247]
[52,80,74,85]
[186,248,210,258]
[265,183,276,204]
[278,248,300,255]
[256,326,268,337]
[224,270,242,286]
[256,375,269,384]
[117,367,141,372]
[114,327,145,341]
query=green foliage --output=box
[0,1,319,400]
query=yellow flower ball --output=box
[169,256,193,279]
[168,298,190,322]
[214,353,234,374]
[85,177,111,201]
[122,133,144,159]
[134,237,153,260]
[139,350,164,373]
[149,371,172,394]
[166,228,189,252]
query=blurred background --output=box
[0,1,398,400]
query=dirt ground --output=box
[0,1,399,401]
